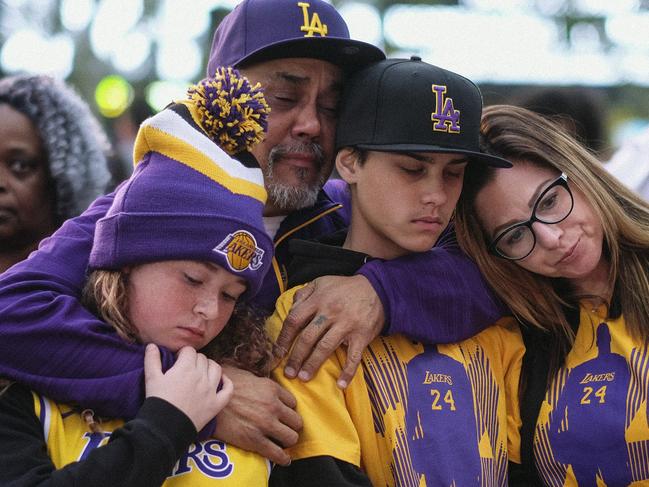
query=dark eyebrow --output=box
[271,71,343,96]
[401,152,469,165]
[5,145,42,157]
[272,71,309,85]
[526,176,556,208]
[491,176,558,236]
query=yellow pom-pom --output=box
[187,67,270,154]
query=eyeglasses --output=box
[490,173,574,261]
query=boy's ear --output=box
[335,148,360,184]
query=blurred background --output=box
[1,0,649,181]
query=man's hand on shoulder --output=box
[213,365,302,466]
[275,275,384,389]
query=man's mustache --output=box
[268,142,325,168]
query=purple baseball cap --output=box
[206,0,385,76]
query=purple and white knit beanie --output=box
[89,67,273,298]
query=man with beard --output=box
[0,0,506,467]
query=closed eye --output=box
[538,192,558,212]
[444,169,464,179]
[222,292,238,303]
[401,166,425,175]
[505,227,526,246]
[184,273,202,286]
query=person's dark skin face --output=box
[0,104,57,271]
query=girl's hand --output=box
[144,344,233,431]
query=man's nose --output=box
[291,101,321,140]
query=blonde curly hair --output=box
[82,269,276,377]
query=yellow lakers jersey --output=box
[33,393,270,486]
[530,303,649,486]
[268,285,524,487]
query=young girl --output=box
[0,68,275,486]
[455,104,649,486]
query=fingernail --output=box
[337,379,347,389]
[298,370,310,381]
[284,366,296,378]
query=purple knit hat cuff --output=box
[90,211,272,298]
[89,68,272,299]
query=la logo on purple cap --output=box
[431,85,460,134]
[214,230,265,272]
[298,2,328,37]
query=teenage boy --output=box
[268,58,524,486]
[0,0,505,466]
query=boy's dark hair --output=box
[347,147,369,165]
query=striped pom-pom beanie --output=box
[89,67,273,298]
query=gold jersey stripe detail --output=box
[274,204,343,248]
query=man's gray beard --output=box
[265,166,324,212]
[264,143,327,212]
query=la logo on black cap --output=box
[298,2,328,37]
[431,84,461,134]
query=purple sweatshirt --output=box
[0,179,506,418]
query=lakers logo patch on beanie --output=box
[89,67,274,298]
[214,230,265,272]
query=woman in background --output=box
[0,74,111,272]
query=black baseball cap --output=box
[336,57,512,167]
[206,0,385,76]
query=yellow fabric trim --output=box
[267,287,362,465]
[31,391,41,419]
[271,257,286,296]
[180,100,209,137]
[133,125,266,203]
[274,204,343,247]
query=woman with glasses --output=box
[455,104,649,486]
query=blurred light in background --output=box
[95,74,133,118]
[1,0,649,146]
[381,4,649,85]
[156,39,202,81]
[2,0,649,86]
[111,29,151,75]
[339,2,382,47]
[89,0,143,62]
[60,0,94,31]
[607,12,649,49]
[575,0,639,15]
[1,29,74,78]
[145,80,191,112]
